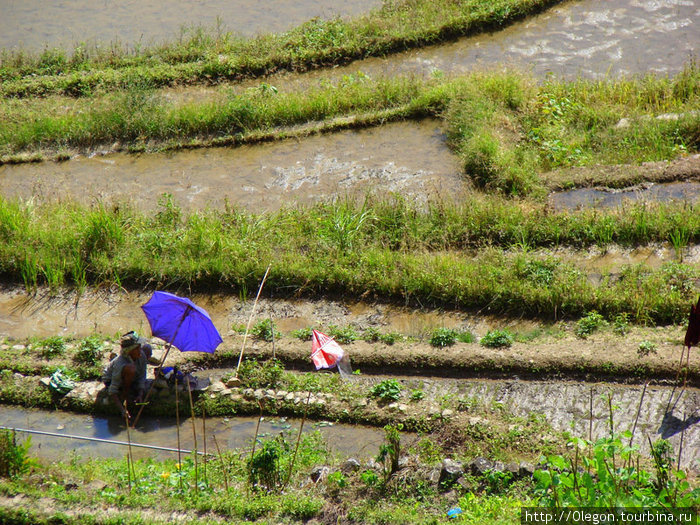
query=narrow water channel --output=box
[0,406,385,462]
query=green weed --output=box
[369,379,402,403]
[481,330,514,348]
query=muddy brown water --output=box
[0,120,465,213]
[0,0,381,52]
[551,181,700,211]
[0,406,385,462]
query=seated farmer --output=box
[102,332,150,421]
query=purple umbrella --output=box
[132,291,222,426]
[141,291,223,354]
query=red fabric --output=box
[684,296,700,349]
[311,330,344,370]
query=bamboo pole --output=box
[187,379,199,496]
[235,265,271,377]
[213,435,230,493]
[175,376,183,493]
[284,390,312,490]
[202,405,208,487]
[123,401,135,491]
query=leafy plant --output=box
[410,389,425,401]
[251,319,280,342]
[369,379,402,403]
[74,336,104,365]
[612,313,630,335]
[480,329,514,348]
[575,311,606,339]
[429,327,456,347]
[248,439,284,492]
[638,340,658,357]
[37,336,66,358]
[377,424,403,482]
[237,358,283,389]
[328,324,358,344]
[291,327,313,341]
[534,435,700,507]
[0,429,33,479]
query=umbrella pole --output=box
[131,343,173,428]
[187,378,199,497]
[235,264,271,377]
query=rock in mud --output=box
[310,465,330,483]
[468,457,495,476]
[341,458,361,473]
[439,458,464,486]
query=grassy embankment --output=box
[0,194,698,324]
[2,65,699,194]
[0,0,563,98]
[1,349,697,524]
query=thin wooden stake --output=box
[627,382,648,469]
[284,391,312,490]
[677,411,686,470]
[213,435,230,493]
[175,376,183,494]
[270,312,276,360]
[236,265,271,377]
[186,379,199,496]
[123,402,132,492]
[588,387,594,442]
[202,405,208,486]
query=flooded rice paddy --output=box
[0,120,463,213]
[0,0,381,52]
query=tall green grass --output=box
[0,0,563,98]
[0,195,697,323]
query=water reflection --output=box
[551,181,700,211]
[1,406,385,462]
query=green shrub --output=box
[0,429,33,479]
[74,336,104,365]
[328,324,357,344]
[613,313,630,335]
[429,327,456,347]
[575,311,606,339]
[480,330,514,348]
[248,439,284,492]
[291,327,313,341]
[237,358,284,389]
[369,379,402,403]
[638,340,658,357]
[251,319,280,342]
[378,332,401,345]
[534,435,700,507]
[37,336,66,358]
[410,389,425,401]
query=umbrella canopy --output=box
[141,291,222,353]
